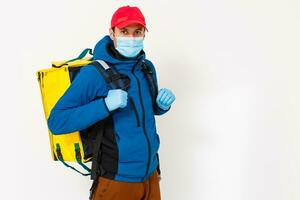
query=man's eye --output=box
[121,30,128,34]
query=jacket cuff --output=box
[154,103,171,115]
[96,98,111,117]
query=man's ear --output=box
[109,28,118,48]
[109,28,115,40]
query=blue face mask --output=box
[115,36,144,58]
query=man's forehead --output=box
[118,24,145,30]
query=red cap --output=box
[111,5,148,32]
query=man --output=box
[47,5,175,200]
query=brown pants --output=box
[91,170,161,200]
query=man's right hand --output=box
[104,89,128,112]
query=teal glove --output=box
[104,89,128,112]
[156,88,176,110]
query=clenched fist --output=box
[156,88,176,110]
[104,89,128,112]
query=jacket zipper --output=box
[131,62,151,181]
[129,96,140,127]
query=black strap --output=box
[141,60,158,106]
[90,62,117,89]
[90,121,106,180]
[89,120,107,199]
[89,178,99,200]
[107,64,130,91]
[141,61,162,177]
[156,153,161,179]
[90,61,130,91]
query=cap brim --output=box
[116,20,148,32]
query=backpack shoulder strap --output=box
[141,60,158,106]
[141,60,162,178]
[88,59,156,103]
[89,60,130,91]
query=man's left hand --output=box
[156,88,176,110]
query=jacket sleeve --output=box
[146,60,171,116]
[47,65,110,135]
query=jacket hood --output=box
[92,35,146,65]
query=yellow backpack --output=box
[36,48,157,177]
[36,48,97,175]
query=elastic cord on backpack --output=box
[55,143,91,176]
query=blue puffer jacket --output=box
[47,35,170,182]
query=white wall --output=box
[1,0,300,199]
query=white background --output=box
[1,0,300,199]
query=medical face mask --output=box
[115,36,144,58]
